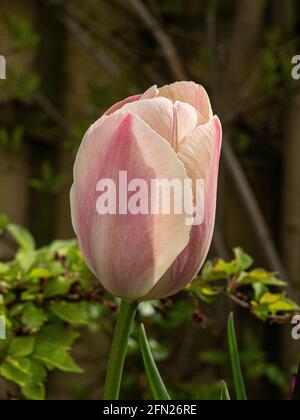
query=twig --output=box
[128,0,186,80]
[225,292,296,324]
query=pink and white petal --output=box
[121,98,198,149]
[140,85,159,100]
[173,101,198,149]
[104,85,158,116]
[158,81,213,123]
[120,97,174,145]
[144,116,222,300]
[71,111,193,302]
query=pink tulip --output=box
[70,82,222,302]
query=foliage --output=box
[188,247,300,322]
[0,217,299,400]
[0,215,106,399]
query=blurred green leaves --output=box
[187,247,299,322]
[2,15,39,51]
[0,215,104,399]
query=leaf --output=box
[0,356,46,400]
[23,379,45,401]
[48,239,78,255]
[49,302,90,325]
[44,276,76,298]
[28,261,65,279]
[257,293,300,315]
[139,324,171,400]
[33,344,83,373]
[234,248,253,271]
[253,283,268,302]
[32,325,82,374]
[7,223,36,251]
[238,269,286,287]
[22,303,48,332]
[0,356,30,388]
[0,214,10,232]
[16,250,38,273]
[260,293,282,305]
[227,313,247,401]
[220,380,231,401]
[9,336,35,357]
[187,282,222,304]
[251,302,270,321]
[203,260,237,281]
[268,298,300,314]
[36,324,80,349]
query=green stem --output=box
[103,299,138,400]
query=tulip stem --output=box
[103,299,138,400]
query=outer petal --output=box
[71,111,193,301]
[144,116,222,300]
[158,81,213,124]
[104,85,158,115]
[120,98,198,149]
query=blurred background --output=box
[0,0,300,400]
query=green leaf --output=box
[187,282,222,304]
[32,325,82,374]
[252,293,300,319]
[7,223,36,251]
[9,336,35,357]
[0,214,10,232]
[238,269,286,287]
[234,248,253,271]
[268,297,300,314]
[48,239,78,255]
[40,325,80,347]
[49,302,90,325]
[44,276,76,298]
[33,344,83,373]
[22,303,48,331]
[139,324,171,400]
[220,380,231,400]
[201,259,236,281]
[22,379,45,400]
[0,356,46,400]
[227,313,247,401]
[16,250,38,273]
[28,261,65,279]
[253,283,268,302]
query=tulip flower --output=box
[71,82,222,301]
[70,81,222,399]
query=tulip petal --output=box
[144,116,222,300]
[121,98,198,149]
[71,111,193,301]
[158,81,213,123]
[173,101,198,149]
[104,85,158,115]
